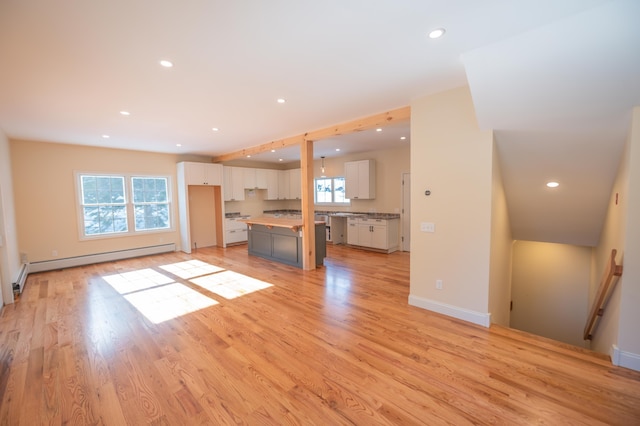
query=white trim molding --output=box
[408,295,491,328]
[29,243,176,273]
[611,345,640,372]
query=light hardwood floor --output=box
[1,244,639,425]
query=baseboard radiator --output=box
[12,263,30,295]
[28,243,176,274]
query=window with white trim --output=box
[77,173,172,238]
[314,176,350,206]
[132,177,170,231]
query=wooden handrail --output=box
[583,249,623,340]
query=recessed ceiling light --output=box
[546,181,560,188]
[246,155,251,158]
[212,127,219,132]
[176,143,182,147]
[279,158,283,162]
[400,136,406,140]
[376,128,382,132]
[271,149,276,153]
[102,134,110,139]
[159,60,173,68]
[335,148,341,152]
[277,98,286,104]
[428,28,446,39]
[120,111,130,116]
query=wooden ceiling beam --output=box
[211,106,410,163]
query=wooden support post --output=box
[300,139,316,270]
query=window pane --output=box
[334,177,348,203]
[315,178,332,203]
[83,206,100,235]
[135,204,170,231]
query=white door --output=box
[402,172,410,252]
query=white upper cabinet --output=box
[255,169,269,189]
[223,166,245,201]
[345,159,375,199]
[289,168,301,200]
[243,168,269,189]
[277,170,290,200]
[265,169,279,200]
[184,162,223,186]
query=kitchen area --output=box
[177,140,409,269]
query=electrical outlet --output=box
[436,279,443,290]
[421,222,435,233]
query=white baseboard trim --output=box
[29,243,176,273]
[408,294,491,328]
[611,344,640,372]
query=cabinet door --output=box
[204,164,222,185]
[265,170,279,199]
[243,168,257,189]
[289,169,301,200]
[223,167,245,201]
[231,167,245,200]
[344,161,359,199]
[278,170,290,199]
[357,223,373,247]
[255,169,268,189]
[347,221,359,245]
[185,162,206,185]
[370,224,388,249]
[356,161,371,199]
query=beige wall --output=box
[408,86,495,326]
[0,130,21,304]
[488,139,513,326]
[511,241,591,348]
[10,139,185,263]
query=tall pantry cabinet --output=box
[177,162,225,253]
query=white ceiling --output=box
[1,0,639,247]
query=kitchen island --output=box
[239,217,326,268]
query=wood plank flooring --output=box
[1,244,639,425]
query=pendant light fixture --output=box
[321,156,326,177]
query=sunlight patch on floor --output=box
[124,283,218,323]
[103,269,217,323]
[159,259,225,279]
[103,268,174,294]
[190,270,273,300]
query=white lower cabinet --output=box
[225,218,248,244]
[347,217,399,253]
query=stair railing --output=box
[583,249,623,340]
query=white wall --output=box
[408,86,495,326]
[591,106,640,371]
[616,107,640,368]
[0,129,21,304]
[510,241,591,348]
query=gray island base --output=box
[240,218,326,269]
